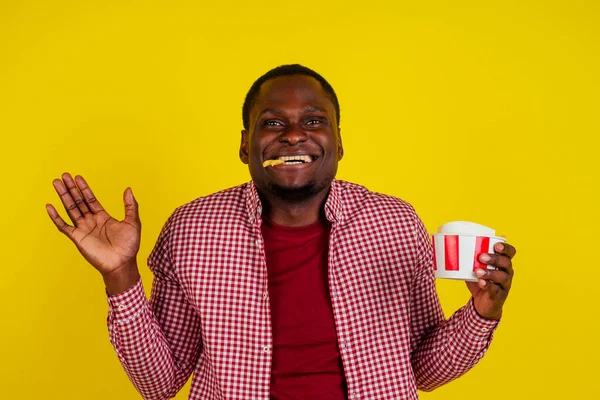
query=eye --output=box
[264,120,283,127]
[305,118,326,126]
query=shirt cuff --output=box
[106,278,147,321]
[462,298,500,339]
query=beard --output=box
[266,177,333,203]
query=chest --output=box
[169,220,417,324]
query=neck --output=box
[259,188,330,227]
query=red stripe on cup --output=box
[444,235,459,271]
[432,236,437,270]
[472,236,490,271]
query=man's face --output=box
[240,75,343,200]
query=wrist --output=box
[103,260,140,295]
[472,298,502,321]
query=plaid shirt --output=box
[107,179,499,400]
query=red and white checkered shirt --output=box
[107,179,499,400]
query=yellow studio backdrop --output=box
[1,0,598,399]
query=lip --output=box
[267,153,319,160]
[270,161,316,169]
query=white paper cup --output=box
[432,221,506,282]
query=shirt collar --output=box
[324,179,343,224]
[246,181,262,225]
[245,179,343,225]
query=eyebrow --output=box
[303,106,327,114]
[259,108,284,116]
[259,106,328,117]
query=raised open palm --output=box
[46,173,141,277]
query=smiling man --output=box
[241,71,343,227]
[47,64,517,400]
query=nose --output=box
[279,123,308,145]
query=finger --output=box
[123,187,140,226]
[74,175,105,214]
[477,278,504,298]
[53,178,83,224]
[494,242,517,259]
[62,173,91,215]
[479,253,514,275]
[46,203,76,238]
[475,268,511,290]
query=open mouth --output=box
[270,155,318,165]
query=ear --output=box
[337,127,344,161]
[239,130,249,164]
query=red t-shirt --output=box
[261,216,347,400]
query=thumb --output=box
[465,280,481,296]
[123,187,140,225]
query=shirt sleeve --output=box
[107,214,203,400]
[408,212,499,392]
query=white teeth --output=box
[277,155,313,164]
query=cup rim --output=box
[432,233,506,241]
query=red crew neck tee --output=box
[261,217,347,400]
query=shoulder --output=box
[167,183,249,229]
[335,180,419,222]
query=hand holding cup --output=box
[432,221,517,320]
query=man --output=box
[46,64,516,400]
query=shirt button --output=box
[262,291,268,299]
[117,304,125,311]
[255,239,260,246]
[341,341,347,349]
[263,346,271,353]
[481,327,489,332]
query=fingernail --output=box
[480,279,487,287]
[496,243,504,252]
[480,254,491,263]
[475,269,486,278]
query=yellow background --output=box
[1,0,598,398]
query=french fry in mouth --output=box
[262,159,285,168]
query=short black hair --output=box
[242,64,340,131]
